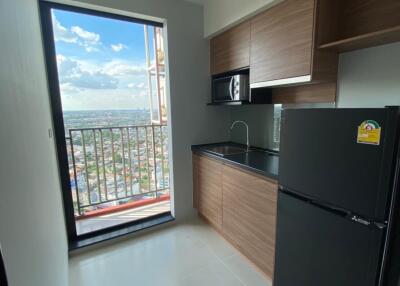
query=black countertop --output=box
[191,142,279,180]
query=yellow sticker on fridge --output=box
[357,120,381,145]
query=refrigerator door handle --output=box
[350,215,371,226]
[348,214,387,230]
[373,222,387,230]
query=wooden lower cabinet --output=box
[193,154,223,231]
[192,154,278,280]
[222,165,277,280]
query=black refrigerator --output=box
[274,107,400,286]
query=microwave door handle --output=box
[229,77,234,100]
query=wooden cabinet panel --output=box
[192,154,278,277]
[250,0,315,84]
[210,21,250,75]
[193,155,223,230]
[192,155,199,209]
[222,165,278,279]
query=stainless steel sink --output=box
[202,145,248,157]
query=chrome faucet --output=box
[230,120,250,151]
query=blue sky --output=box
[52,9,156,110]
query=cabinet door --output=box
[195,155,223,230]
[192,155,199,208]
[210,21,250,75]
[222,165,278,279]
[250,0,315,84]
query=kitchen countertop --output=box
[191,142,279,181]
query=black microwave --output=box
[212,74,249,103]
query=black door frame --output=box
[38,0,168,247]
[0,246,7,286]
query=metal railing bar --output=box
[160,126,165,189]
[110,128,118,198]
[69,124,166,132]
[120,128,128,197]
[152,126,158,192]
[145,127,151,191]
[127,128,133,196]
[93,130,101,203]
[99,129,108,201]
[78,188,169,209]
[81,130,91,205]
[68,132,81,215]
[136,127,142,194]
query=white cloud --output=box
[52,14,78,44]
[71,26,101,52]
[71,26,100,43]
[127,82,146,89]
[111,43,128,52]
[51,13,101,52]
[84,46,99,52]
[104,61,147,76]
[60,82,80,93]
[56,55,149,110]
[57,55,118,91]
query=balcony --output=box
[66,124,170,235]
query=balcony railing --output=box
[65,124,169,216]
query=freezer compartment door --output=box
[274,192,385,286]
[279,108,398,221]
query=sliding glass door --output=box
[39,1,171,243]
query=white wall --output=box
[337,42,400,107]
[201,0,282,37]
[0,1,69,286]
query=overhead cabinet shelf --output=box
[318,0,400,53]
[319,25,400,53]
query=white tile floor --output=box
[76,201,171,235]
[69,217,272,286]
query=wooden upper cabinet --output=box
[210,21,250,75]
[193,155,223,230]
[250,0,315,85]
[222,165,278,280]
[209,0,339,102]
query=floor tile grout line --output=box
[203,226,268,286]
[214,254,247,286]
